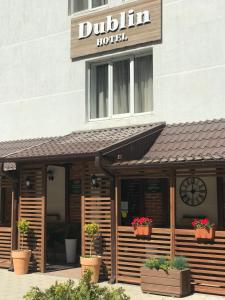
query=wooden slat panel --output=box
[0,227,12,268]
[117,226,171,284]
[68,163,82,223]
[175,229,225,295]
[83,161,112,279]
[19,165,46,272]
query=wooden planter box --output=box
[195,228,215,240]
[141,267,191,297]
[133,225,152,237]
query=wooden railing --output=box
[84,197,112,279]
[116,227,225,295]
[175,229,225,295]
[116,226,171,284]
[0,227,12,268]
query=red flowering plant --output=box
[191,218,214,229]
[132,217,153,226]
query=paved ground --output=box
[0,269,225,300]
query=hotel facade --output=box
[0,0,225,295]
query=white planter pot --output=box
[65,239,77,263]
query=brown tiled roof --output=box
[0,137,53,157]
[0,123,164,162]
[0,137,53,170]
[111,119,225,167]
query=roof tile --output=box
[0,123,164,161]
[111,119,225,167]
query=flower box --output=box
[192,218,215,241]
[141,267,191,297]
[195,228,215,240]
[132,217,153,237]
[134,225,152,236]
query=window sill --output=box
[88,111,155,122]
[70,4,109,18]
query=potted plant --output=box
[80,223,101,283]
[65,224,78,264]
[131,217,153,236]
[11,219,31,275]
[141,256,191,297]
[192,218,215,240]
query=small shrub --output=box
[84,223,99,257]
[17,219,30,249]
[145,257,170,271]
[145,256,188,272]
[171,256,188,270]
[23,269,130,300]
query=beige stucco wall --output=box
[0,0,225,140]
[176,176,218,227]
[47,166,65,221]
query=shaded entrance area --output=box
[46,165,82,273]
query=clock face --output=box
[179,177,207,207]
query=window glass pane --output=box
[134,55,153,113]
[71,0,88,13]
[113,60,130,114]
[90,64,108,119]
[92,0,108,8]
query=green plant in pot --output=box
[12,219,31,275]
[80,223,101,283]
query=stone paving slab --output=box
[0,269,225,300]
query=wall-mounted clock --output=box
[179,177,207,207]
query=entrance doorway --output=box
[46,165,81,276]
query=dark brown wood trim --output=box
[110,177,116,283]
[11,181,18,251]
[81,163,85,257]
[42,164,47,273]
[217,176,224,229]
[170,170,176,259]
[65,165,70,223]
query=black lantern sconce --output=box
[25,177,31,189]
[90,175,100,188]
[47,170,54,181]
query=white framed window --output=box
[69,0,108,14]
[88,54,153,120]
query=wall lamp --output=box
[25,177,31,189]
[47,170,54,181]
[91,175,99,188]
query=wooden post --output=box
[11,182,18,251]
[115,177,120,283]
[81,164,85,257]
[217,176,224,229]
[65,165,70,224]
[9,179,18,271]
[109,177,116,283]
[170,170,176,259]
[42,164,47,273]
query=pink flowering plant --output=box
[191,218,214,230]
[132,217,153,226]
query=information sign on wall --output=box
[71,0,162,59]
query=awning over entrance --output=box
[111,118,225,168]
[1,118,225,168]
[0,137,52,170]
[0,122,165,165]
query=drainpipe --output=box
[95,154,116,284]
